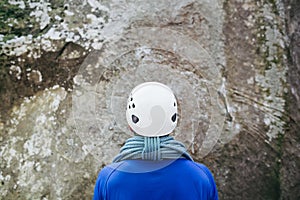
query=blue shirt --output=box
[93,159,218,200]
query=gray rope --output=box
[113,135,193,162]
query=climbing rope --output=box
[113,135,193,162]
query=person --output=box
[93,82,218,200]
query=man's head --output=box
[126,82,178,137]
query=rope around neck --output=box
[113,136,193,162]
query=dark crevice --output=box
[0,42,88,123]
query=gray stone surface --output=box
[280,0,300,199]
[0,0,299,199]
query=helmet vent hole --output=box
[130,97,133,101]
[129,105,131,109]
[132,103,135,108]
[132,115,139,123]
[174,102,176,107]
[171,113,177,122]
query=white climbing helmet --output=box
[126,82,178,137]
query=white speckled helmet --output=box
[126,82,178,137]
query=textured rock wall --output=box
[281,0,300,199]
[0,0,299,199]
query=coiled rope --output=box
[113,135,193,162]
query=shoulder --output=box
[191,161,218,200]
[176,160,217,187]
[96,162,124,181]
[166,159,218,200]
[193,162,215,176]
[158,159,216,185]
[93,162,125,200]
[175,159,214,174]
[191,162,216,183]
[96,162,126,186]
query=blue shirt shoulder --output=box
[93,159,218,200]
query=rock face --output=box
[280,0,300,199]
[0,0,299,199]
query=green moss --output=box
[0,0,35,37]
[50,0,65,9]
[255,15,271,74]
[256,2,285,73]
[266,0,279,15]
[265,168,281,199]
[2,34,16,43]
[254,2,286,197]
[0,54,10,96]
[0,0,65,40]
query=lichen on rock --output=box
[0,0,299,199]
